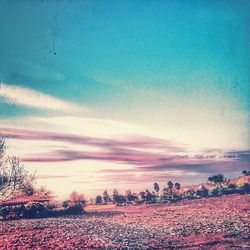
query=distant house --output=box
[235,176,250,186]
[199,183,215,191]
[179,183,215,194]
[226,178,238,186]
[0,195,50,208]
[226,176,250,187]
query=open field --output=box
[84,204,116,212]
[1,194,250,249]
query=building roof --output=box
[235,176,250,186]
[0,196,50,207]
[226,176,250,187]
[226,178,238,185]
[178,183,215,194]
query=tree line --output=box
[0,137,249,219]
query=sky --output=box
[0,0,249,199]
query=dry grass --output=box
[1,194,250,249]
[84,204,116,212]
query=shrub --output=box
[209,189,219,196]
[66,205,84,215]
[0,207,10,220]
[113,194,126,204]
[241,183,250,194]
[226,188,237,195]
[96,195,103,205]
[228,184,236,189]
[62,200,69,209]
[196,187,208,197]
[23,202,47,218]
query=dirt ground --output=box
[1,194,250,249]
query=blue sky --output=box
[0,1,249,198]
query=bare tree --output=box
[0,138,35,200]
[34,186,52,198]
[0,137,6,158]
[69,191,86,207]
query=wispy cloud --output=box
[1,126,249,195]
[1,127,249,178]
[37,175,70,179]
[0,83,86,113]
[0,128,182,152]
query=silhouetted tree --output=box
[154,183,160,196]
[113,189,119,196]
[208,174,225,187]
[174,182,181,193]
[96,195,102,205]
[139,191,146,200]
[113,194,126,204]
[112,189,126,204]
[125,190,137,202]
[62,200,69,209]
[196,185,208,197]
[103,190,110,204]
[145,189,152,201]
[167,181,174,193]
[69,191,86,207]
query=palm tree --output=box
[167,181,174,194]
[174,182,181,193]
[103,190,109,204]
[154,183,160,196]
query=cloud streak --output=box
[0,127,183,151]
[1,127,249,187]
[0,83,86,113]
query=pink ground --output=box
[1,194,250,249]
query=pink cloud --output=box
[1,127,249,184]
[0,127,183,151]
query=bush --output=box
[62,200,69,209]
[113,195,126,204]
[209,189,219,196]
[185,195,196,200]
[196,188,208,197]
[241,184,250,194]
[226,188,237,195]
[23,202,47,218]
[0,207,10,219]
[66,205,84,215]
